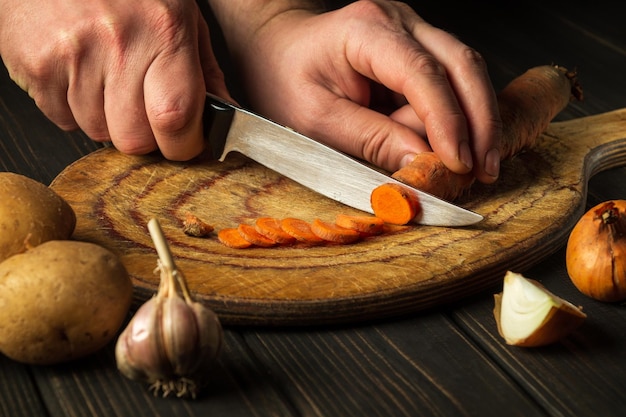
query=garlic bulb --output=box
[115,218,223,398]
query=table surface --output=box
[2,2,626,416]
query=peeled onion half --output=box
[494,271,586,347]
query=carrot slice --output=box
[280,218,325,244]
[310,218,361,244]
[217,228,253,249]
[370,183,420,225]
[237,223,277,247]
[335,214,385,236]
[255,217,297,244]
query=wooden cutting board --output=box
[50,109,626,326]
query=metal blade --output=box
[204,94,482,226]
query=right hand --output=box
[0,0,230,160]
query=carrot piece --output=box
[182,212,214,237]
[280,218,325,244]
[218,228,253,249]
[310,218,361,244]
[335,213,385,236]
[370,183,420,225]
[392,64,582,201]
[391,152,475,201]
[255,217,297,244]
[237,223,277,247]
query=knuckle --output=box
[344,0,386,19]
[146,2,188,46]
[460,46,487,71]
[148,101,193,135]
[407,52,446,77]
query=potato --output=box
[0,172,76,262]
[0,240,133,365]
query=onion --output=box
[494,271,586,347]
[566,200,626,302]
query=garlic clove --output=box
[189,301,223,372]
[116,297,172,382]
[161,295,202,376]
[494,271,587,347]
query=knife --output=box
[203,93,483,227]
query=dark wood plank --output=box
[0,356,48,417]
[29,332,300,417]
[243,315,548,417]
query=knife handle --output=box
[203,93,235,160]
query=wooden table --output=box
[2,1,625,416]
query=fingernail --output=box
[400,153,417,168]
[484,148,501,178]
[459,142,473,171]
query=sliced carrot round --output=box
[310,218,361,244]
[218,228,253,249]
[370,183,420,225]
[255,217,297,244]
[280,218,325,244]
[237,223,277,247]
[335,214,385,235]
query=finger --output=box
[343,15,474,174]
[389,104,426,139]
[66,60,110,142]
[12,64,78,131]
[309,92,432,172]
[103,70,157,156]
[197,15,231,101]
[407,24,502,183]
[33,85,80,132]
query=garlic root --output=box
[494,271,586,347]
[115,218,223,398]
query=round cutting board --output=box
[50,110,626,326]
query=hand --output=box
[222,0,502,183]
[0,0,230,160]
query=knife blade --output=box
[203,93,482,227]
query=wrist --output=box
[208,0,323,52]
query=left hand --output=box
[226,0,502,183]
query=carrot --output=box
[280,217,325,244]
[391,152,475,201]
[217,228,253,249]
[370,183,420,225]
[255,217,297,244]
[392,64,583,201]
[237,223,277,247]
[335,213,385,236]
[182,212,214,237]
[310,218,361,244]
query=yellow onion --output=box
[494,271,586,347]
[115,219,222,398]
[566,200,626,302]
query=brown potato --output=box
[0,240,133,365]
[0,172,76,262]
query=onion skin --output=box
[566,200,626,302]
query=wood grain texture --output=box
[49,109,626,326]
